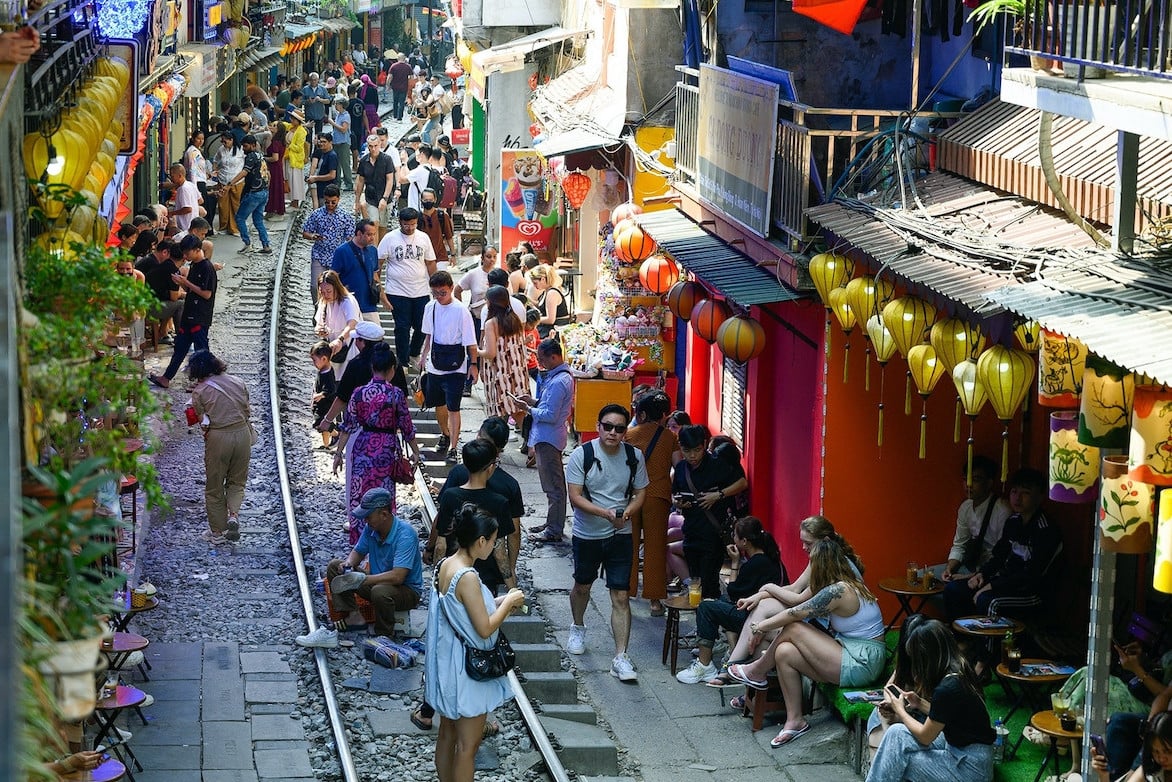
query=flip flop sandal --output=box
[726,663,769,690]
[729,694,748,712]
[770,724,811,748]
[148,374,169,389]
[482,720,500,738]
[706,672,738,688]
[410,709,432,731]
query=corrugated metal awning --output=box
[319,17,356,34]
[529,64,624,139]
[471,27,589,75]
[638,210,802,308]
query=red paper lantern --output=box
[614,223,657,263]
[562,170,591,210]
[611,202,642,225]
[529,123,541,138]
[667,281,706,320]
[639,255,679,295]
[690,299,731,343]
[717,316,766,363]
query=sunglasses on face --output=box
[600,422,627,433]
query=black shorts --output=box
[572,534,633,591]
[423,371,466,411]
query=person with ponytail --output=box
[675,517,787,684]
[426,503,526,782]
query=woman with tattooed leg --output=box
[727,539,885,748]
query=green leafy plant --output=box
[967,0,1044,32]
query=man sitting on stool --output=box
[296,487,423,647]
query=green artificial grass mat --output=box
[985,678,1065,782]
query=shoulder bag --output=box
[961,497,997,570]
[435,561,516,680]
[429,304,466,371]
[682,462,733,544]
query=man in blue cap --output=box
[296,487,423,647]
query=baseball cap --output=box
[352,487,392,518]
[354,321,384,341]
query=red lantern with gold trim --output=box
[639,255,679,295]
[717,315,766,363]
[529,123,541,139]
[614,224,657,263]
[666,280,706,321]
[562,170,591,210]
[691,299,731,343]
[611,202,642,225]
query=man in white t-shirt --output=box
[420,270,478,462]
[167,163,202,232]
[403,150,432,211]
[455,245,498,339]
[376,207,436,371]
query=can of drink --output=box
[185,404,199,426]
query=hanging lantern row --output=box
[614,222,657,264]
[639,256,678,295]
[663,279,766,363]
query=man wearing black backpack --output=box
[564,404,649,683]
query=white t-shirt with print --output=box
[422,299,476,375]
[377,229,436,298]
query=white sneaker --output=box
[611,653,638,682]
[117,650,145,668]
[140,693,154,708]
[296,627,339,648]
[115,727,133,742]
[676,659,717,685]
[567,624,586,655]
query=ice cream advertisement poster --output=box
[501,149,559,253]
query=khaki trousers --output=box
[331,578,420,637]
[204,425,251,534]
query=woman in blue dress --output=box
[426,504,526,782]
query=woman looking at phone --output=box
[866,618,994,782]
[1093,712,1172,782]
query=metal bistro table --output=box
[101,632,150,681]
[878,577,945,632]
[92,685,147,781]
[108,593,159,634]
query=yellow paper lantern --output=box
[847,276,895,391]
[716,316,766,364]
[952,359,988,483]
[827,288,857,384]
[1129,385,1172,486]
[1015,321,1041,352]
[882,296,937,415]
[808,253,854,306]
[864,315,899,445]
[1038,329,1086,407]
[1101,455,1155,553]
[930,317,985,373]
[1155,491,1172,593]
[1079,355,1134,448]
[23,129,92,217]
[908,344,947,459]
[977,345,1035,482]
[1049,411,1100,503]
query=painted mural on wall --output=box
[500,149,558,253]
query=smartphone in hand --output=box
[886,684,902,700]
[1090,734,1107,757]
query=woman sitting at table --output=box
[1094,710,1172,782]
[727,539,885,748]
[866,618,994,782]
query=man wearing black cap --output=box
[296,487,424,646]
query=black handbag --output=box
[429,305,466,371]
[436,562,516,681]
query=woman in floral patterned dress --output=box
[478,285,530,419]
[332,343,421,544]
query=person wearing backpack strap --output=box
[564,404,649,682]
[624,391,679,616]
[419,190,455,264]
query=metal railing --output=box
[674,67,954,244]
[1009,0,1172,79]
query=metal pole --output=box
[427,0,434,71]
[910,0,922,108]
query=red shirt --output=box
[388,61,412,92]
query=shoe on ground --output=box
[258,246,273,254]
[611,653,638,682]
[115,727,133,742]
[446,446,458,463]
[140,693,155,708]
[225,514,240,541]
[296,627,339,648]
[237,243,253,254]
[676,659,717,684]
[200,529,229,545]
[435,434,451,452]
[567,624,586,655]
[117,650,145,669]
[331,571,367,593]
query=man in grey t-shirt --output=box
[564,404,649,682]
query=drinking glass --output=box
[906,561,919,586]
[688,579,702,607]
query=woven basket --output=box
[601,368,635,381]
[131,589,149,608]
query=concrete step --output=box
[512,643,561,672]
[502,615,547,644]
[539,716,619,776]
[539,703,597,725]
[518,671,578,704]
[421,460,453,478]
[413,419,442,432]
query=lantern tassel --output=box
[878,403,885,447]
[864,347,871,392]
[953,397,961,443]
[1000,424,1010,483]
[842,343,850,384]
[966,419,976,486]
[919,408,928,460]
[904,371,912,415]
[824,315,832,359]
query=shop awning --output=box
[319,17,356,34]
[254,47,284,71]
[237,45,282,71]
[535,128,622,157]
[529,63,625,145]
[471,26,589,75]
[285,22,324,40]
[638,209,802,308]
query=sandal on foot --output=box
[729,694,748,712]
[727,663,769,690]
[650,601,665,617]
[410,709,432,730]
[148,374,169,389]
[483,720,500,738]
[770,724,811,748]
[706,671,739,688]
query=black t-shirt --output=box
[726,552,786,602]
[144,259,181,303]
[347,98,366,142]
[336,345,408,404]
[358,152,395,207]
[180,259,217,328]
[671,454,746,547]
[242,150,267,193]
[441,465,524,523]
[928,674,995,748]
[437,486,514,591]
[314,150,338,195]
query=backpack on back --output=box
[439,172,459,209]
[580,442,639,504]
[425,166,445,200]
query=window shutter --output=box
[721,357,747,444]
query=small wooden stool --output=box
[661,595,698,676]
[1029,709,1082,782]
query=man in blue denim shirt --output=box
[515,339,575,543]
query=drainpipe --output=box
[910,0,921,107]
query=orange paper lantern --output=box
[666,281,706,321]
[639,256,679,295]
[690,299,730,343]
[717,316,766,363]
[562,170,591,210]
[611,202,642,225]
[614,224,658,264]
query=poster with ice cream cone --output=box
[501,149,559,253]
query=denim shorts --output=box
[423,371,466,411]
[572,534,632,591]
[837,636,887,686]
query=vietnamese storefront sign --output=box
[697,64,778,237]
[500,149,558,253]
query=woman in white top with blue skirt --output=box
[728,538,886,749]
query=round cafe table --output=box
[100,633,150,681]
[661,594,698,676]
[108,594,159,634]
[994,659,1073,758]
[1029,709,1082,782]
[92,685,146,779]
[60,756,127,781]
[878,577,944,632]
[950,615,1026,639]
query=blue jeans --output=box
[695,596,748,647]
[387,294,428,369]
[866,723,993,782]
[1106,711,1145,778]
[236,190,270,248]
[162,323,210,380]
[392,90,407,121]
[422,116,441,144]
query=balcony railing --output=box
[1008,0,1172,79]
[675,67,957,245]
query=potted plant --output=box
[968,0,1054,71]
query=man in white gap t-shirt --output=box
[420,270,478,462]
[377,207,436,371]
